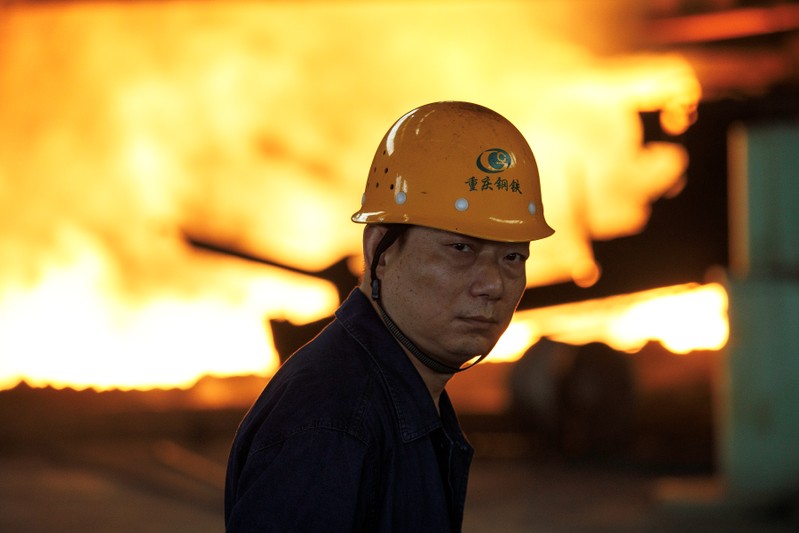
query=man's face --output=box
[378,226,529,369]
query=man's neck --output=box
[404,350,453,415]
[362,286,453,413]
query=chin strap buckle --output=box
[371,279,381,301]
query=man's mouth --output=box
[458,315,497,326]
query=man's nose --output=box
[470,256,504,299]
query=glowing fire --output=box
[0,2,713,393]
[0,247,339,391]
[489,282,729,363]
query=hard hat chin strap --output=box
[369,225,405,302]
[377,304,487,374]
[369,225,487,375]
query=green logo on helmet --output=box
[476,148,513,173]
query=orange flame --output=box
[0,2,710,394]
[489,283,729,363]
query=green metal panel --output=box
[721,121,799,501]
[728,122,799,277]
[722,279,799,498]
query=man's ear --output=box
[362,225,389,282]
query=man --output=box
[225,101,554,531]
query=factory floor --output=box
[1,435,796,533]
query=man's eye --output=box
[451,243,472,252]
[506,253,528,263]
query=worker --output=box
[225,101,554,532]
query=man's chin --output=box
[448,339,500,364]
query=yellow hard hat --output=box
[352,101,554,242]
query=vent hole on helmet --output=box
[389,184,394,190]
[384,167,389,174]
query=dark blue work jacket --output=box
[225,289,473,532]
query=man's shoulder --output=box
[238,319,391,450]
[277,331,375,403]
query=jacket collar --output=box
[336,289,454,443]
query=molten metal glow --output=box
[0,1,712,393]
[489,283,729,363]
[0,249,339,391]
